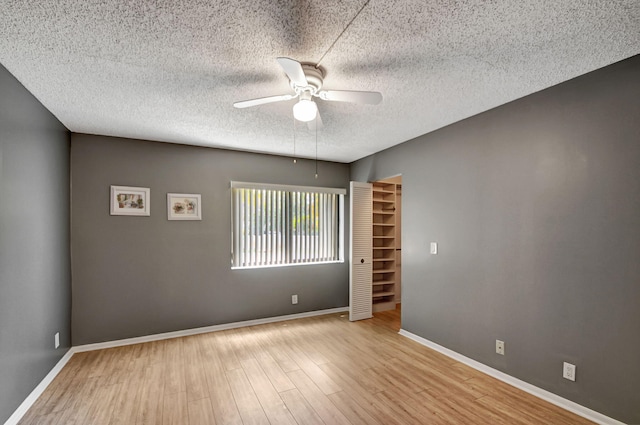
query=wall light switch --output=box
[430,242,438,255]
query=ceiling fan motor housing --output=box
[291,64,324,95]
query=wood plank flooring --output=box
[19,305,593,424]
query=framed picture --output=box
[110,185,150,216]
[167,193,202,220]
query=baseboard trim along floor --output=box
[398,329,625,425]
[72,307,349,353]
[5,349,74,425]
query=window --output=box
[231,182,345,269]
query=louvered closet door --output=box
[349,181,373,321]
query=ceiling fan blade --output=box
[276,57,308,87]
[318,90,382,105]
[307,110,323,131]
[233,94,295,109]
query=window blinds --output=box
[231,183,344,268]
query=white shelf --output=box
[372,291,395,298]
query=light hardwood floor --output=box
[19,306,593,424]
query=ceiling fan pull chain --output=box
[293,115,297,163]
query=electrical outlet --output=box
[54,332,60,349]
[496,339,505,355]
[563,362,576,381]
[291,294,298,305]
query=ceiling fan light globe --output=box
[293,99,317,122]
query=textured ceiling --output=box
[1,1,639,163]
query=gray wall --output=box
[0,64,71,423]
[71,134,350,345]
[351,55,640,424]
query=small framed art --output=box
[110,185,150,216]
[167,193,202,220]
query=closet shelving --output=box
[372,182,397,312]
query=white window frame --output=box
[231,181,346,269]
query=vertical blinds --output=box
[231,183,344,268]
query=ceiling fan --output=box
[233,57,382,126]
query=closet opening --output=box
[371,175,402,331]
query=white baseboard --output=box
[398,329,625,425]
[74,307,349,352]
[4,349,74,425]
[4,306,348,425]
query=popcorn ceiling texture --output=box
[1,0,638,162]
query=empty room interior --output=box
[1,1,639,424]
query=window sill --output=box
[231,260,344,270]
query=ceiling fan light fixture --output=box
[293,98,317,122]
